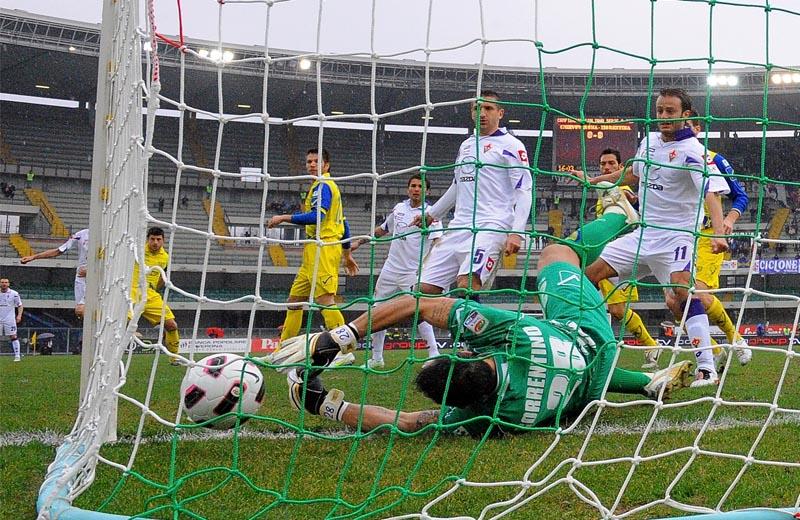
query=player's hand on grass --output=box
[343,250,359,276]
[270,325,359,373]
[711,237,729,254]
[287,369,346,420]
[504,234,522,256]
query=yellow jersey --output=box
[304,172,344,241]
[133,246,170,290]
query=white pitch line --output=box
[2,415,800,448]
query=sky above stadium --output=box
[4,0,798,70]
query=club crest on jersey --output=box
[485,256,495,272]
[518,150,528,163]
[691,337,701,347]
[463,310,488,334]
[483,143,493,153]
[669,149,677,161]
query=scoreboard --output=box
[552,117,638,173]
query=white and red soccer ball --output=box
[180,353,265,429]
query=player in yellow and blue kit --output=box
[131,227,181,360]
[592,149,660,368]
[664,112,752,366]
[268,148,359,345]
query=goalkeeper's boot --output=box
[643,360,693,399]
[595,181,639,225]
[690,367,719,388]
[287,369,346,421]
[732,336,753,365]
[641,349,661,370]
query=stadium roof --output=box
[2,9,800,128]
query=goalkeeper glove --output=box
[269,324,359,374]
[287,369,346,421]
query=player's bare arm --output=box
[351,225,388,251]
[704,191,729,253]
[340,404,439,433]
[20,248,62,264]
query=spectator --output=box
[180,194,189,208]
[26,170,34,188]
[205,182,213,199]
[157,197,165,212]
[244,230,251,244]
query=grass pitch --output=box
[1,346,798,520]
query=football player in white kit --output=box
[414,90,532,298]
[576,88,730,387]
[21,228,89,319]
[352,174,444,369]
[0,278,24,361]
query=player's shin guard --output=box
[321,308,345,330]
[418,321,439,358]
[165,329,180,355]
[281,309,303,341]
[706,296,739,343]
[371,329,386,362]
[566,213,628,265]
[684,299,716,375]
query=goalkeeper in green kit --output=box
[270,183,694,436]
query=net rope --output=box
[38,0,800,519]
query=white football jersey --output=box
[58,228,90,277]
[447,128,532,230]
[632,129,729,235]
[381,199,443,275]
[0,289,22,322]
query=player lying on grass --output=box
[271,186,694,436]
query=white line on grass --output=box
[3,414,800,448]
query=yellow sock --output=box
[321,308,345,330]
[706,296,739,343]
[623,308,657,347]
[165,329,180,354]
[281,309,304,341]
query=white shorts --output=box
[600,230,694,285]
[0,320,17,337]
[74,276,86,306]
[373,270,418,301]
[420,230,504,291]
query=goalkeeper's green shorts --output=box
[536,262,617,399]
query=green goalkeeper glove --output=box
[269,324,359,374]
[287,369,346,421]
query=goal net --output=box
[38,0,799,519]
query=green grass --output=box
[1,347,798,520]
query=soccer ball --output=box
[180,353,265,430]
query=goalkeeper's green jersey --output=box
[440,262,618,436]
